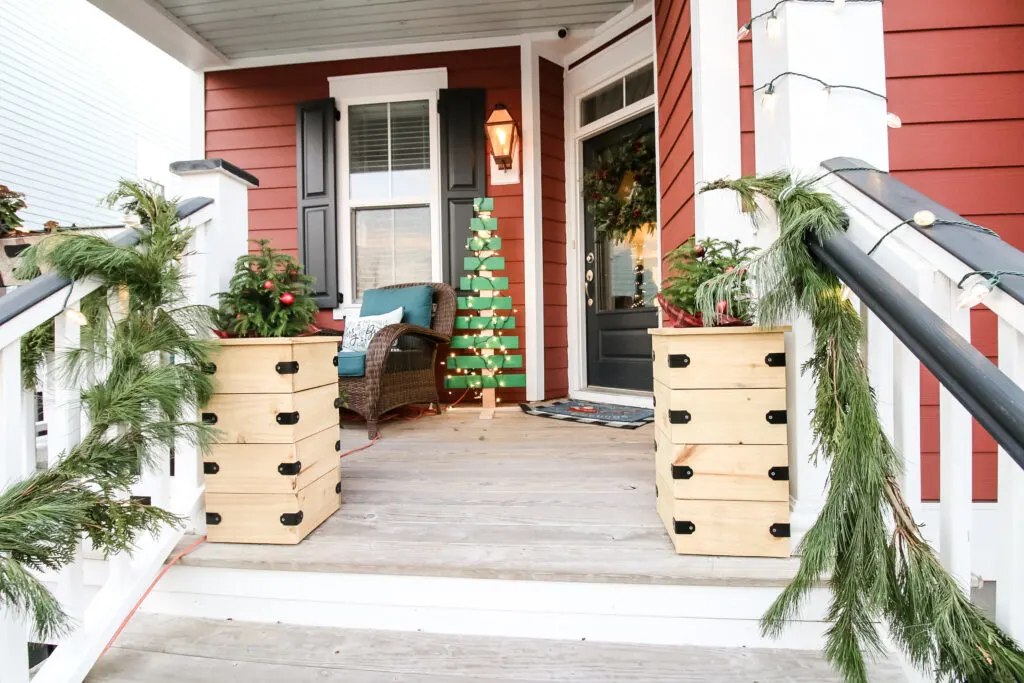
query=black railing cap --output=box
[170,158,260,188]
[0,198,214,327]
[823,157,1024,308]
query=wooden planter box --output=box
[202,337,342,544]
[649,326,791,558]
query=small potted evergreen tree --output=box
[201,240,342,545]
[650,237,792,559]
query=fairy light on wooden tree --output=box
[444,197,525,418]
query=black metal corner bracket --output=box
[764,352,786,367]
[206,512,222,525]
[668,410,691,424]
[280,511,304,527]
[768,466,789,481]
[671,464,693,480]
[278,461,302,476]
[673,519,696,535]
[276,411,300,425]
[765,410,787,425]
[276,361,299,374]
[201,412,218,425]
[668,354,690,368]
[203,462,220,475]
[770,523,791,538]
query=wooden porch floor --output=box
[179,408,800,586]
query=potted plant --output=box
[650,236,791,559]
[201,240,342,545]
[656,237,758,327]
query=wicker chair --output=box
[338,282,456,438]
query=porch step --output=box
[87,614,906,682]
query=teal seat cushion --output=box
[361,285,433,329]
[336,351,366,377]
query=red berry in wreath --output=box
[633,209,641,218]
[288,269,297,276]
[280,292,295,306]
[263,280,274,290]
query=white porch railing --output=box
[0,161,254,683]
[821,161,1024,647]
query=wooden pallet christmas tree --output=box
[444,197,525,417]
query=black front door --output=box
[583,113,658,392]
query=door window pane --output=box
[625,64,655,105]
[354,206,431,298]
[598,231,658,311]
[349,100,430,201]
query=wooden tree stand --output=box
[649,326,791,558]
[201,336,341,544]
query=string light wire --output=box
[738,0,883,38]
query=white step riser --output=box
[137,565,832,650]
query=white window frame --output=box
[329,68,448,319]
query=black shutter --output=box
[438,89,487,289]
[296,98,339,308]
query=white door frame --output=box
[563,20,657,402]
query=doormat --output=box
[519,399,654,429]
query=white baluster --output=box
[50,311,87,630]
[996,319,1024,641]
[864,307,896,441]
[927,274,973,593]
[0,342,32,682]
[893,336,923,522]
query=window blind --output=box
[349,100,429,175]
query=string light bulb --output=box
[886,112,902,129]
[64,309,89,326]
[957,275,992,309]
[765,12,780,38]
[833,0,845,12]
[737,23,751,39]
[913,210,936,227]
[761,83,777,111]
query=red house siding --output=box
[655,0,696,275]
[539,57,569,399]
[885,0,1024,501]
[738,0,755,175]
[204,47,528,403]
[730,0,1023,500]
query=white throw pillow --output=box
[342,307,404,352]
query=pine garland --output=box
[3,181,215,637]
[695,171,1024,682]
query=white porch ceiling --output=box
[91,0,632,67]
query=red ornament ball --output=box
[280,292,295,306]
[724,266,735,273]
[288,269,297,276]
[263,280,274,290]
[715,300,729,314]
[693,244,705,257]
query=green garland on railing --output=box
[695,171,1024,683]
[2,181,215,638]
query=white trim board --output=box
[563,21,656,396]
[521,41,545,401]
[570,388,653,409]
[140,565,832,651]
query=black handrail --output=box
[809,211,1024,468]
[822,157,1024,308]
[0,198,213,328]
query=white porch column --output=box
[690,0,747,243]
[750,0,889,540]
[520,40,545,401]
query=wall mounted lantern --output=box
[485,104,519,171]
